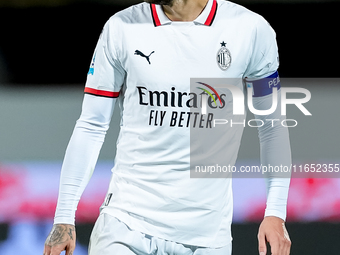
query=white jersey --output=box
[54,0,291,248]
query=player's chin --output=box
[144,0,174,6]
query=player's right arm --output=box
[43,17,125,255]
[43,93,119,255]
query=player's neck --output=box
[162,0,209,22]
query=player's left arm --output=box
[248,74,292,255]
[244,16,292,255]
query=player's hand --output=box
[258,216,291,255]
[43,224,76,255]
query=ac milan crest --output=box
[217,41,231,70]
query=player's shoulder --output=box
[217,0,272,30]
[105,2,151,28]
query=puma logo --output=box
[134,50,155,64]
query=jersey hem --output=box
[100,208,232,248]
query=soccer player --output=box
[43,0,292,254]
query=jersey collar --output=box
[151,0,218,27]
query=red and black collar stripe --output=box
[151,0,218,27]
[204,0,218,26]
[151,3,161,27]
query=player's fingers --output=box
[257,232,267,255]
[49,245,67,255]
[283,224,291,255]
[268,238,281,255]
[281,238,290,255]
[282,236,291,255]
[272,234,290,255]
[284,241,292,255]
[43,244,51,255]
[65,248,75,255]
[65,243,76,255]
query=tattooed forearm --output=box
[45,224,75,246]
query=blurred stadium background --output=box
[0,0,339,254]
